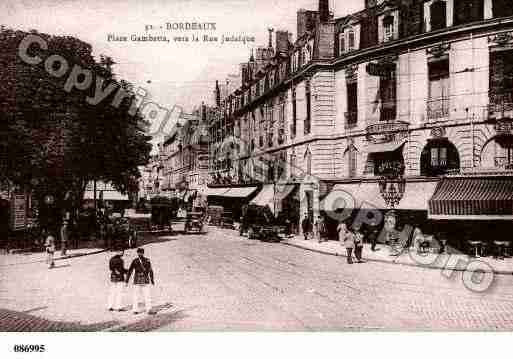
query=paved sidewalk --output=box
[283,237,513,275]
[0,247,106,267]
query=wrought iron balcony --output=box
[427,98,450,120]
[344,111,358,129]
[365,121,409,143]
[488,92,513,120]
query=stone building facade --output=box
[208,0,513,241]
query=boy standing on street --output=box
[108,249,126,311]
[44,229,55,269]
[126,248,155,315]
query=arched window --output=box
[420,139,460,176]
[480,136,513,169]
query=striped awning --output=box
[428,176,513,220]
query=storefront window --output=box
[373,149,405,177]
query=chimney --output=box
[319,0,329,22]
[275,30,290,55]
[297,9,318,38]
[268,28,274,49]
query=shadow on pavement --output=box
[0,308,119,332]
[110,309,188,332]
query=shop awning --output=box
[250,184,275,209]
[320,180,439,211]
[428,176,513,220]
[366,139,406,154]
[398,181,438,210]
[223,187,258,198]
[274,184,297,201]
[319,183,363,212]
[205,187,232,196]
[84,191,129,201]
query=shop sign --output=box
[378,177,406,209]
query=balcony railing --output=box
[427,98,450,120]
[488,92,513,120]
[366,120,409,143]
[345,111,358,129]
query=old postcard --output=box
[1,1,513,353]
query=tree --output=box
[0,27,152,226]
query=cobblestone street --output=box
[2,228,513,331]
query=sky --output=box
[2,0,363,151]
[2,0,363,109]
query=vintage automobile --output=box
[207,205,224,227]
[241,204,283,242]
[220,210,235,229]
[184,207,207,234]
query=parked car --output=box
[241,204,283,242]
[207,205,224,226]
[185,207,207,234]
[221,210,235,229]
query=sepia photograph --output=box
[1,0,513,352]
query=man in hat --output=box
[126,248,155,314]
[107,248,126,311]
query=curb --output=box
[0,248,108,267]
[282,241,513,276]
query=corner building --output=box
[209,0,513,247]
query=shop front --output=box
[428,174,513,254]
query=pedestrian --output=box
[301,212,311,241]
[317,216,326,243]
[354,228,365,263]
[60,220,68,257]
[126,248,155,315]
[368,220,379,251]
[108,248,127,311]
[337,220,354,264]
[44,229,56,269]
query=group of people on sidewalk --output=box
[301,212,381,264]
[107,247,156,315]
[301,213,327,243]
[337,220,366,264]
